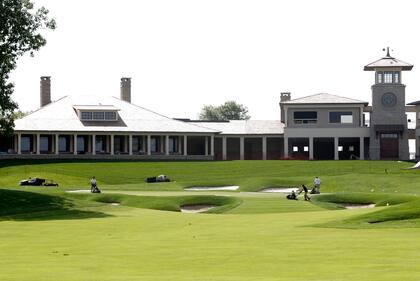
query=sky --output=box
[9,0,420,121]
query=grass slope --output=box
[1,159,419,193]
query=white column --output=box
[73,134,78,155]
[165,135,170,155]
[359,137,365,160]
[210,135,214,157]
[129,135,133,155]
[92,134,96,155]
[240,137,244,160]
[36,134,40,154]
[262,136,267,160]
[284,137,288,158]
[147,135,151,155]
[205,136,209,155]
[55,134,59,155]
[183,135,188,156]
[17,133,21,154]
[222,136,227,160]
[334,137,339,160]
[309,137,314,160]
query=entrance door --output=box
[380,133,399,159]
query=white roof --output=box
[281,93,368,105]
[190,120,284,135]
[15,95,219,134]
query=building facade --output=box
[0,51,418,160]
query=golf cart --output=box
[19,177,59,187]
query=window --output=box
[21,136,31,152]
[394,72,400,83]
[384,72,393,83]
[105,111,117,120]
[169,137,179,153]
[93,112,105,120]
[377,71,400,84]
[293,111,317,124]
[80,110,117,121]
[81,111,92,120]
[381,133,398,139]
[377,72,383,84]
[59,136,70,152]
[329,112,353,124]
[40,136,50,152]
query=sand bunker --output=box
[66,189,91,193]
[180,205,215,213]
[259,187,299,193]
[110,203,120,206]
[341,203,375,209]
[184,186,239,191]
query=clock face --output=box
[382,92,397,107]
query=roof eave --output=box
[364,65,413,71]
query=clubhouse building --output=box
[1,51,420,160]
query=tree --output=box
[0,0,56,136]
[12,109,32,120]
[199,101,251,121]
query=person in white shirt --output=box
[90,176,97,192]
[313,176,321,194]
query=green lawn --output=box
[1,160,420,280]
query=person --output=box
[90,176,97,193]
[286,190,298,200]
[302,184,310,201]
[313,176,321,194]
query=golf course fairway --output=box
[1,160,420,280]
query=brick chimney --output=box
[280,92,291,102]
[40,76,51,107]
[120,77,131,103]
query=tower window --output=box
[394,72,400,83]
[377,72,383,84]
[377,71,400,84]
[384,72,393,83]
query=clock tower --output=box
[364,48,413,160]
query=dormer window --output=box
[74,105,119,121]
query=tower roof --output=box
[364,49,413,71]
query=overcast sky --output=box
[10,0,420,120]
